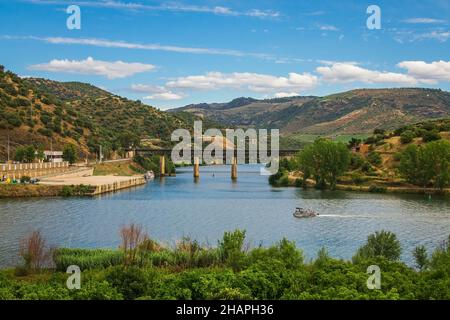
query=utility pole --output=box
[7,134,10,163]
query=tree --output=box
[399,141,450,190]
[117,132,140,150]
[421,130,441,143]
[400,130,415,144]
[353,230,402,262]
[63,144,77,164]
[296,139,351,190]
[367,151,382,166]
[14,145,35,163]
[413,245,429,271]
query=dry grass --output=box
[120,223,148,266]
[93,161,142,176]
[19,231,51,272]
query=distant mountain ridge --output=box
[171,88,450,135]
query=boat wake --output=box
[318,214,366,218]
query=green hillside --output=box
[0,65,191,160]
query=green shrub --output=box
[400,130,415,144]
[368,185,387,193]
[53,248,124,271]
[106,266,149,300]
[421,130,441,143]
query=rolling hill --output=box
[171,88,450,135]
[0,65,191,160]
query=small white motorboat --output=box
[293,207,319,218]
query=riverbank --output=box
[1,229,449,300]
[0,162,146,198]
[279,172,450,196]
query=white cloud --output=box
[397,60,450,83]
[414,30,450,42]
[12,36,271,60]
[403,18,447,24]
[144,92,184,101]
[273,92,300,98]
[166,71,318,93]
[28,57,155,79]
[394,30,450,43]
[131,84,185,101]
[316,63,418,85]
[319,24,339,31]
[26,0,280,19]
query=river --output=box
[1,165,449,267]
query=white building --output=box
[44,151,63,163]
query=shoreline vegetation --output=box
[270,118,450,196]
[1,226,449,300]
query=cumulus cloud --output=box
[144,92,184,100]
[166,71,318,93]
[316,63,418,85]
[28,57,155,79]
[273,92,300,98]
[131,84,185,101]
[397,60,450,83]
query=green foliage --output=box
[14,145,36,163]
[1,230,450,300]
[62,144,77,164]
[421,130,441,143]
[59,184,93,197]
[368,185,387,193]
[106,266,149,300]
[399,140,450,189]
[367,151,382,166]
[53,248,124,271]
[400,130,416,144]
[413,245,429,271]
[219,230,247,270]
[296,139,351,190]
[353,230,402,262]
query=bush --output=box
[353,230,401,262]
[368,185,387,193]
[20,176,31,184]
[106,266,149,300]
[400,130,415,144]
[421,130,441,143]
[367,152,382,166]
[351,173,365,184]
[53,248,124,271]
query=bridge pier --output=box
[159,155,165,176]
[231,156,238,181]
[193,157,200,178]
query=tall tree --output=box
[296,139,351,190]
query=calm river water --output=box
[1,165,450,267]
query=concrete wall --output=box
[92,177,146,195]
[0,162,70,179]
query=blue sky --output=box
[0,0,449,109]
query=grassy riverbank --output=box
[1,229,449,300]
